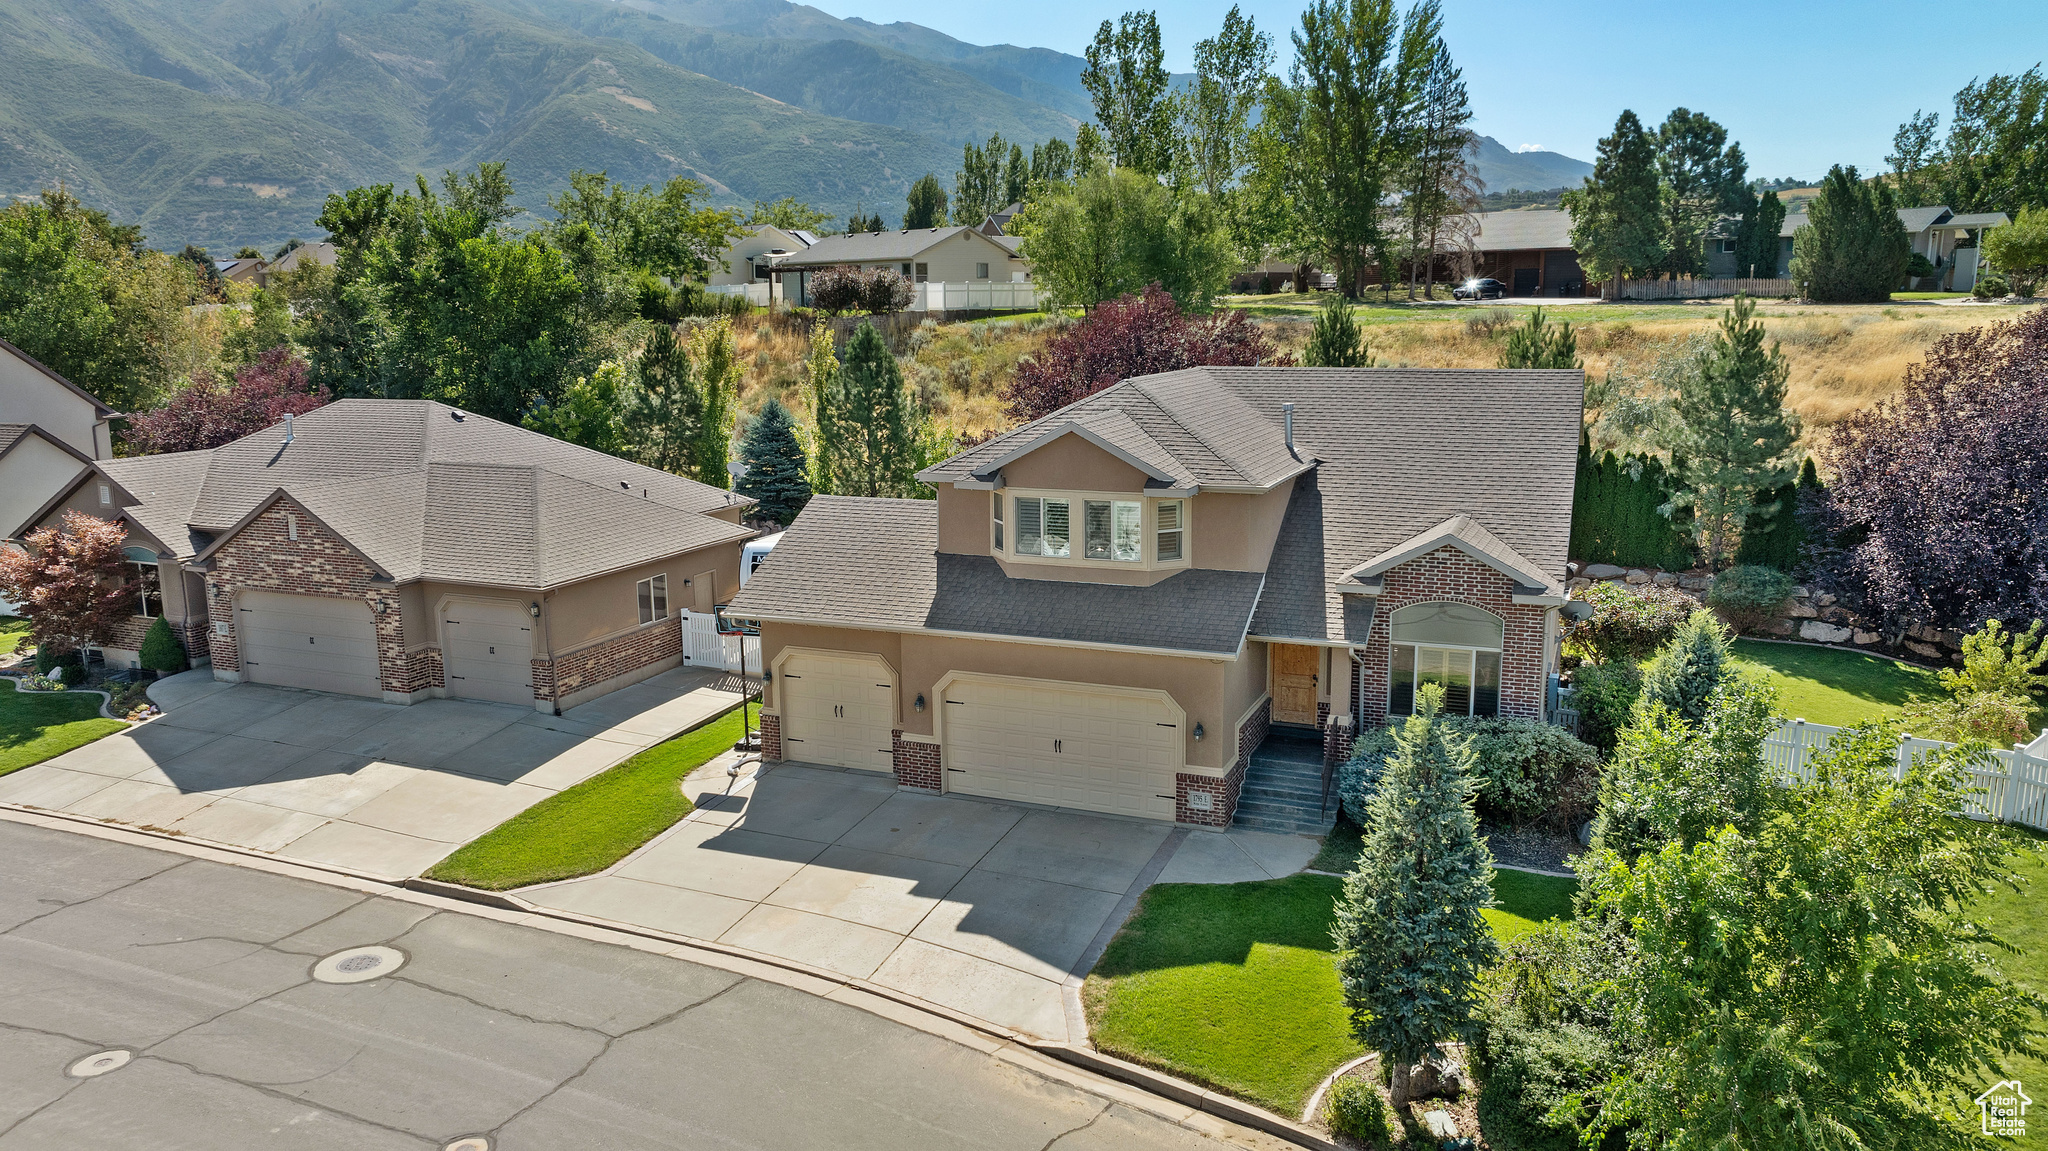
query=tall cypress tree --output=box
[735,399,813,525]
[1333,683,1498,1106]
[822,321,919,497]
[686,320,740,487]
[1732,188,1787,279]
[624,323,701,476]
[803,323,840,494]
[1562,111,1667,297]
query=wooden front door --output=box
[1271,644,1320,727]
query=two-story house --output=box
[2,338,117,614]
[726,366,1583,831]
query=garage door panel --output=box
[941,676,1180,820]
[238,591,380,697]
[780,653,895,773]
[442,601,535,706]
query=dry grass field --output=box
[717,298,2044,446]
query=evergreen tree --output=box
[624,323,702,476]
[1080,11,1175,175]
[1665,295,1801,568]
[1497,308,1580,369]
[687,320,740,487]
[1394,32,1479,300]
[1790,164,1911,303]
[1733,456,1815,570]
[1569,441,1695,570]
[735,399,813,525]
[1562,111,1666,297]
[1731,188,1787,279]
[138,616,188,674]
[1333,684,1498,1106]
[1652,108,1747,278]
[1302,291,1370,366]
[904,175,949,230]
[1639,609,1733,725]
[821,322,919,497]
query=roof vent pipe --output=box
[1282,402,1295,455]
[283,412,295,445]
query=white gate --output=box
[681,611,761,672]
[1764,719,2048,831]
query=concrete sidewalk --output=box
[0,668,742,878]
[521,761,1320,1042]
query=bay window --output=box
[991,491,1004,550]
[1387,601,1503,717]
[1082,500,1141,561]
[1156,500,1184,561]
[1013,496,1069,557]
[1006,493,1188,567]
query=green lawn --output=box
[0,616,28,656]
[1892,291,1970,300]
[1729,638,1945,727]
[0,680,127,775]
[1084,868,1578,1115]
[423,707,744,890]
[1978,834,2048,1149]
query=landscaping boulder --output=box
[1765,618,1797,636]
[1907,640,1943,659]
[1582,563,1626,579]
[1787,601,1819,618]
[1853,629,1881,645]
[1566,576,1591,591]
[1679,574,1712,591]
[1791,586,1810,599]
[1799,620,1853,643]
[1624,569,1651,585]
[1423,1110,1461,1139]
[1651,571,1678,587]
[1816,592,1837,607]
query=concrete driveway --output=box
[522,762,1318,1041]
[0,669,741,878]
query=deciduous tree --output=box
[124,347,329,455]
[1081,11,1175,176]
[904,174,949,230]
[1983,205,2048,293]
[1177,6,1274,205]
[1394,32,1480,300]
[687,320,741,488]
[1000,284,1280,422]
[747,197,836,233]
[1333,683,1498,1106]
[802,323,840,494]
[1010,167,1234,312]
[522,360,628,456]
[0,512,136,658]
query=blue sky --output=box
[827,0,2046,180]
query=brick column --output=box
[760,712,782,761]
[892,732,940,792]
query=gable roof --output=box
[0,337,115,417]
[1781,205,1953,237]
[1467,209,1575,252]
[1340,514,1553,593]
[768,225,1015,269]
[726,497,1263,657]
[90,400,753,588]
[0,423,94,469]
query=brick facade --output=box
[891,733,942,792]
[760,712,782,761]
[533,618,682,705]
[1176,695,1271,827]
[1354,546,1548,727]
[203,498,416,695]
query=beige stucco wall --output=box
[1000,433,1151,493]
[542,542,741,654]
[709,226,807,285]
[0,437,87,540]
[0,345,109,458]
[1192,481,1294,572]
[760,621,1243,772]
[934,484,991,556]
[1223,638,1269,731]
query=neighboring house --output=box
[708,225,817,302]
[1705,204,2010,288]
[18,401,755,707]
[727,366,1582,829]
[769,226,1031,307]
[269,242,338,279]
[1463,209,1592,298]
[978,203,1023,236]
[214,257,267,286]
[0,338,115,613]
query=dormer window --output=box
[1002,491,1189,569]
[1013,497,1069,557]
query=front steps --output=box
[1231,730,1338,835]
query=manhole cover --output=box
[445,1138,490,1151]
[67,1050,132,1078]
[312,945,407,984]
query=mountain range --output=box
[0,0,1589,252]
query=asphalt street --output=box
[0,819,1252,1150]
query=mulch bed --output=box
[1480,823,1580,874]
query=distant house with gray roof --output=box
[765,225,1030,306]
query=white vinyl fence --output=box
[1614,277,1798,300]
[681,611,761,673]
[705,283,772,305]
[1764,719,2048,831]
[910,281,1044,313]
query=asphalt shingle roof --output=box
[97,400,752,588]
[1466,209,1576,252]
[726,496,1264,656]
[767,225,1011,269]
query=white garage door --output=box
[940,675,1182,820]
[778,652,895,772]
[238,591,380,697]
[442,599,535,706]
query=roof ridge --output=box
[1130,370,1267,484]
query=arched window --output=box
[1388,601,1503,717]
[122,547,162,619]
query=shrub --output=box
[1568,660,1643,753]
[138,616,188,674]
[1905,252,1936,281]
[1902,690,2037,745]
[1569,444,1696,571]
[1638,610,1732,724]
[1564,581,1695,664]
[1471,923,1629,1151]
[1339,716,1599,829]
[34,646,85,680]
[1705,564,1794,633]
[1974,270,2009,299]
[1322,1077,1392,1143]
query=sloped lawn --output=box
[424,707,743,890]
[1980,833,2048,1151]
[0,680,127,775]
[0,616,28,655]
[1084,868,1577,1116]
[1729,638,1944,727]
